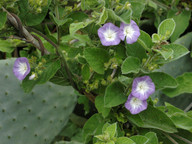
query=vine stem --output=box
[2,7,49,55]
[163,133,179,144]
[184,102,192,112]
[171,134,192,144]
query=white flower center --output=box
[136,81,149,95]
[18,62,28,75]
[104,29,116,41]
[124,25,134,38]
[130,97,142,109]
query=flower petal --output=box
[118,20,140,44]
[13,57,30,80]
[132,76,155,100]
[125,94,147,114]
[98,23,121,46]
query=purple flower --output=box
[125,94,147,115]
[118,20,140,44]
[132,76,155,100]
[13,57,30,80]
[98,22,121,46]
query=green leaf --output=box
[104,81,126,108]
[170,113,192,132]
[104,123,117,138]
[121,57,141,74]
[130,135,149,144]
[97,7,108,25]
[0,39,15,53]
[158,18,176,40]
[148,72,178,90]
[126,43,147,61]
[107,9,132,24]
[18,0,52,26]
[148,0,157,9]
[0,11,7,30]
[78,96,90,115]
[83,114,105,143]
[81,0,104,10]
[163,72,192,97]
[95,96,110,118]
[73,34,93,46]
[81,64,90,80]
[139,105,177,133]
[167,9,191,42]
[152,33,160,43]
[49,68,70,86]
[22,60,61,92]
[157,44,189,63]
[130,2,145,19]
[138,30,153,49]
[84,48,110,74]
[69,19,94,35]
[49,12,72,26]
[164,103,184,117]
[153,46,173,60]
[174,32,192,49]
[116,137,135,144]
[145,132,158,144]
[127,105,178,133]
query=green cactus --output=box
[0,58,77,144]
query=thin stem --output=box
[184,102,192,112]
[152,0,170,10]
[171,134,192,144]
[163,133,179,144]
[55,0,61,45]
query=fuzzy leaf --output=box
[84,48,110,74]
[163,72,192,97]
[95,95,110,118]
[148,72,178,90]
[158,18,176,40]
[116,137,135,144]
[121,57,141,74]
[104,81,126,108]
[0,11,7,30]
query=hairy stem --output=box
[171,134,192,144]
[2,7,49,55]
[163,133,179,144]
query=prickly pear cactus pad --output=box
[0,58,77,144]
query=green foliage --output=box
[163,73,192,97]
[0,58,76,144]
[145,132,158,144]
[83,114,105,143]
[22,58,61,92]
[130,135,149,144]
[127,105,177,133]
[157,44,189,63]
[121,57,141,74]
[18,0,52,26]
[104,81,126,108]
[148,72,178,90]
[107,9,132,24]
[95,95,111,118]
[167,9,191,42]
[84,48,110,74]
[0,39,15,53]
[116,137,135,144]
[0,11,7,30]
[157,18,176,40]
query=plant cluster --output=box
[0,0,192,144]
